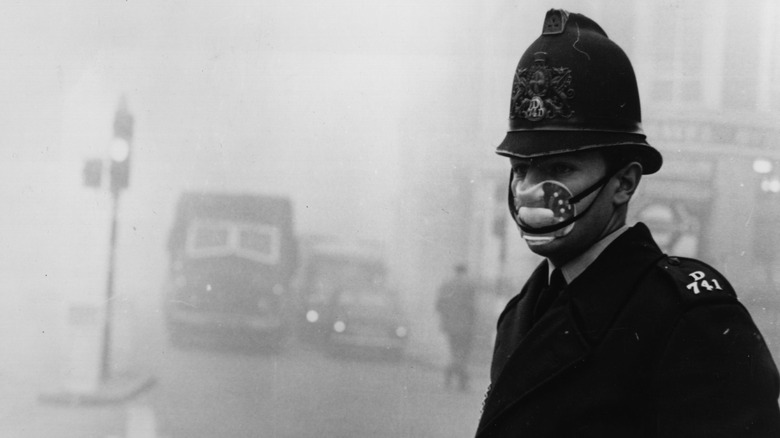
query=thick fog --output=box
[2,1,779,437]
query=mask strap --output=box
[507,168,619,234]
[569,172,614,204]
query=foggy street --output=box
[0,258,490,438]
[141,336,486,438]
[133,271,490,438]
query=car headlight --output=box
[333,320,346,333]
[306,310,319,323]
[395,326,408,338]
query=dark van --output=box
[164,192,297,348]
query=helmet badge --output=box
[510,52,575,122]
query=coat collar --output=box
[477,223,664,436]
[506,261,550,344]
[552,224,630,284]
[565,223,664,343]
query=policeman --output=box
[476,10,780,437]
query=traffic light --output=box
[83,158,103,188]
[110,99,133,194]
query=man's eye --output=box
[512,165,529,179]
[550,164,574,175]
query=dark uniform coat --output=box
[476,223,780,437]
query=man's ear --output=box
[612,162,642,206]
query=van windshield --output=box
[190,223,231,250]
[186,220,281,264]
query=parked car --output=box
[164,192,298,349]
[294,237,408,358]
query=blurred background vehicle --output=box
[294,236,409,359]
[163,191,298,349]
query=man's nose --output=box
[513,167,546,192]
[513,179,546,204]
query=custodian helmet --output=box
[496,9,662,174]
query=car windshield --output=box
[308,258,385,302]
[337,286,391,308]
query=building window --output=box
[768,4,780,113]
[722,3,762,111]
[648,1,704,105]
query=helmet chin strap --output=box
[506,169,617,235]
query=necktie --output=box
[533,268,566,322]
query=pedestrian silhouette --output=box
[436,264,477,391]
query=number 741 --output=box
[686,271,723,295]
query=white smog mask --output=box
[507,170,614,245]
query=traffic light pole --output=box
[40,97,155,404]
[101,188,121,382]
[101,97,132,381]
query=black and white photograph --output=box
[2,0,780,436]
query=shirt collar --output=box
[548,224,630,284]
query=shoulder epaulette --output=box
[657,256,737,308]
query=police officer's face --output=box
[510,150,620,264]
